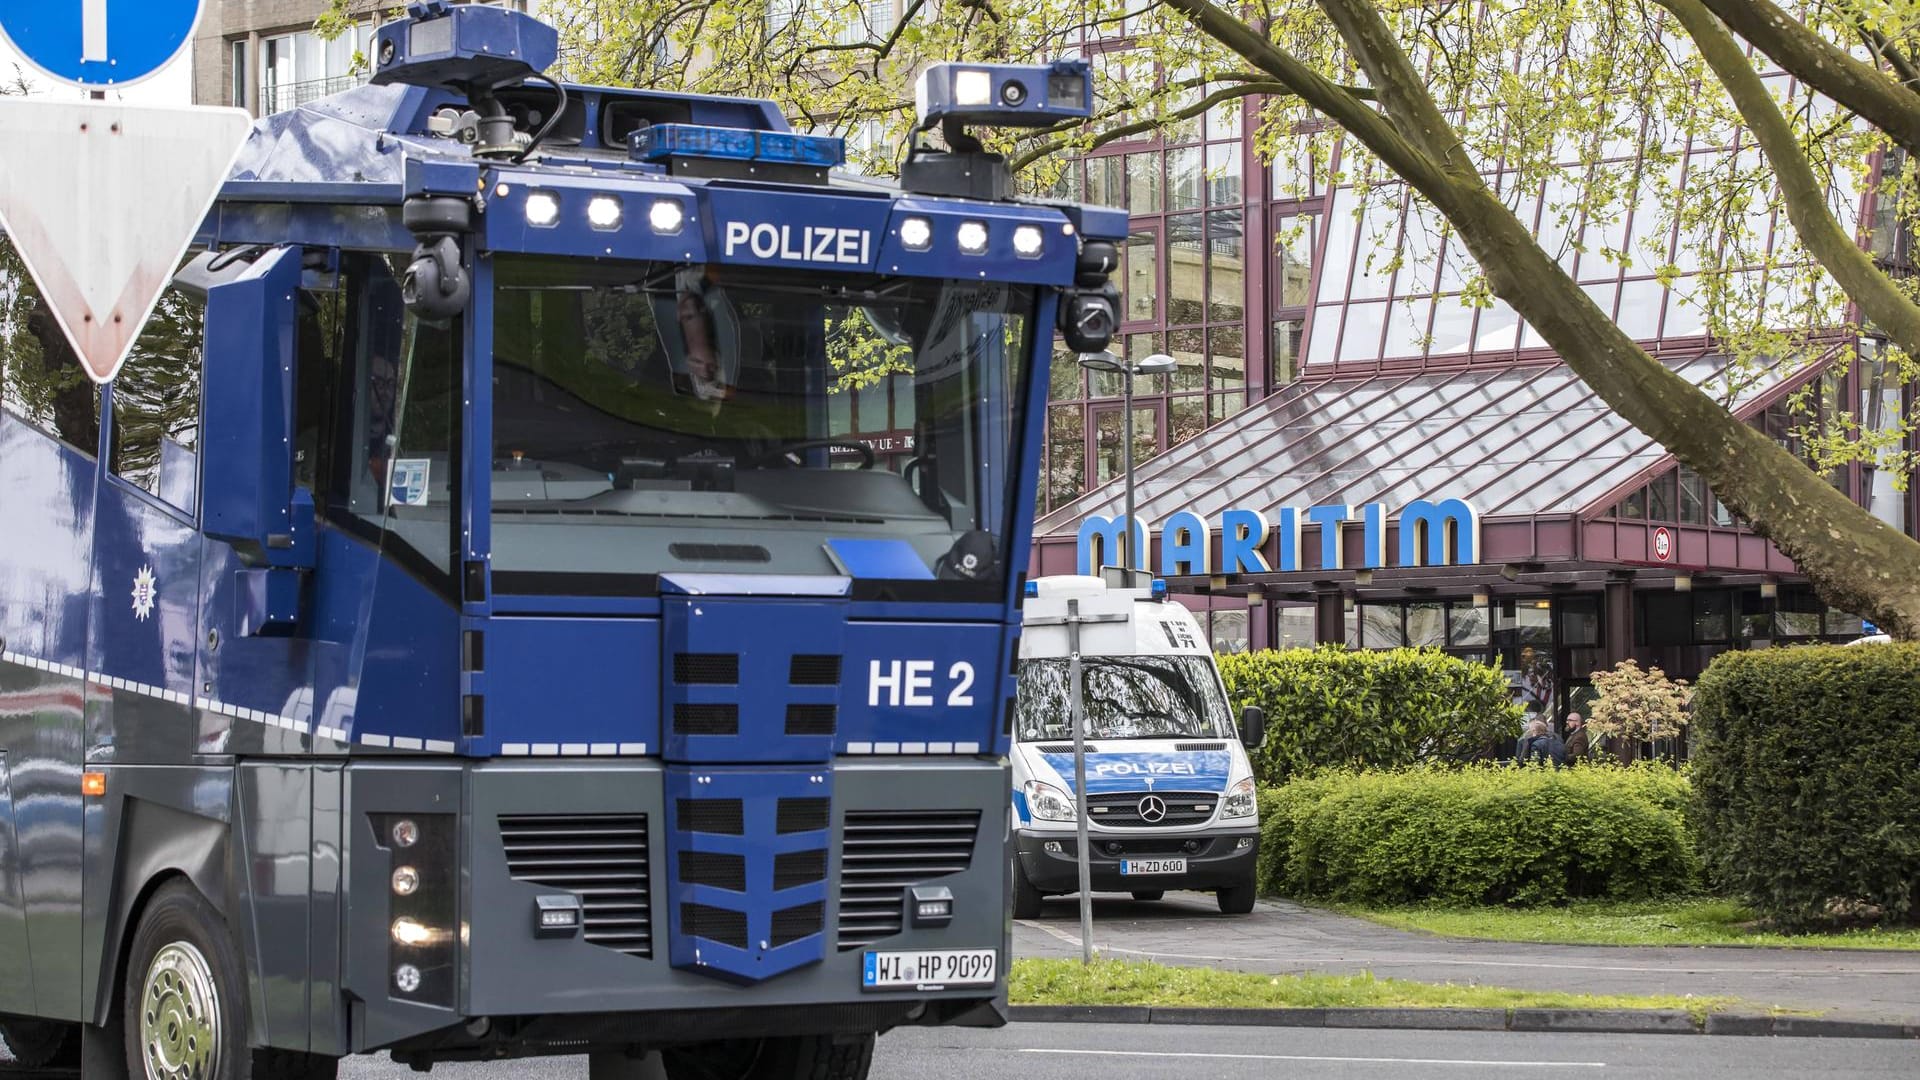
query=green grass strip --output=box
[1009,958,1734,1019]
[1331,899,1920,951]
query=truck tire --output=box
[1215,879,1257,915]
[1129,890,1164,902]
[661,1033,875,1080]
[121,880,339,1080]
[0,1019,80,1068]
[1012,857,1044,920]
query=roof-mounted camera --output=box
[370,1,561,159]
[901,60,1092,201]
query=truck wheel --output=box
[1215,879,1257,915]
[0,1019,80,1068]
[122,879,338,1080]
[1129,891,1164,902]
[662,1033,875,1080]
[1011,857,1044,920]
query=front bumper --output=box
[1015,826,1258,892]
[343,758,1010,1056]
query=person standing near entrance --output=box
[1564,712,1591,763]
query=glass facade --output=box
[1037,41,1873,515]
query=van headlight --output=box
[1023,780,1076,822]
[1221,777,1257,820]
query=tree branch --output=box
[1696,0,1920,158]
[1855,15,1920,90]
[1157,0,1455,199]
[1008,80,1291,172]
[1662,0,1920,362]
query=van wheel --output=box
[1129,890,1164,902]
[662,1033,874,1080]
[0,1019,81,1068]
[125,881,243,1080]
[1215,879,1257,915]
[1012,857,1044,920]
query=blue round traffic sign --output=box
[0,0,203,88]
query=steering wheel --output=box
[753,438,876,469]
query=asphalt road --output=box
[1014,892,1920,1021]
[330,1022,1920,1079]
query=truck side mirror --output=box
[200,246,313,634]
[1238,705,1266,751]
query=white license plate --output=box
[1121,858,1187,875]
[862,948,997,990]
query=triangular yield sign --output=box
[0,99,251,384]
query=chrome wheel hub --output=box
[140,942,220,1080]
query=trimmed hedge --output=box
[1257,765,1700,906]
[1220,646,1521,786]
[1691,643,1920,929]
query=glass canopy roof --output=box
[1034,353,1810,537]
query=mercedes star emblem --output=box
[1137,795,1167,823]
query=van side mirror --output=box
[199,246,312,634]
[1238,705,1266,751]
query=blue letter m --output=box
[1398,498,1479,566]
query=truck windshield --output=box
[488,256,1035,595]
[1015,656,1233,741]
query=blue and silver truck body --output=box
[1010,575,1264,917]
[0,4,1126,1075]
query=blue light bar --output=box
[1151,579,1168,600]
[629,124,846,169]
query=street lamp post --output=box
[1077,351,1178,569]
[1052,350,1177,962]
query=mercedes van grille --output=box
[1086,791,1218,827]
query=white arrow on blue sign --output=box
[0,0,204,88]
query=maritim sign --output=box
[1076,498,1481,577]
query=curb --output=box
[1007,1004,1920,1039]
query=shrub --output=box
[1587,659,1691,756]
[1220,646,1521,786]
[1256,764,1700,906]
[1691,643,1920,929]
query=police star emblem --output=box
[131,565,157,621]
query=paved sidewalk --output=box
[1013,893,1920,1022]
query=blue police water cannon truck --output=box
[0,2,1126,1076]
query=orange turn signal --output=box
[81,772,106,797]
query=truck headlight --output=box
[1023,780,1076,822]
[1221,777,1257,820]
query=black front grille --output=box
[785,703,837,736]
[499,814,651,958]
[1175,742,1227,751]
[677,799,744,835]
[1091,837,1219,856]
[790,655,843,685]
[681,902,748,949]
[674,653,740,685]
[1087,791,1218,827]
[674,702,739,735]
[837,810,980,950]
[774,848,828,890]
[771,900,825,947]
[777,798,830,834]
[678,851,746,892]
[1034,744,1097,755]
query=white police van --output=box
[1011,573,1266,917]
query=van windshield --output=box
[1016,656,1233,742]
